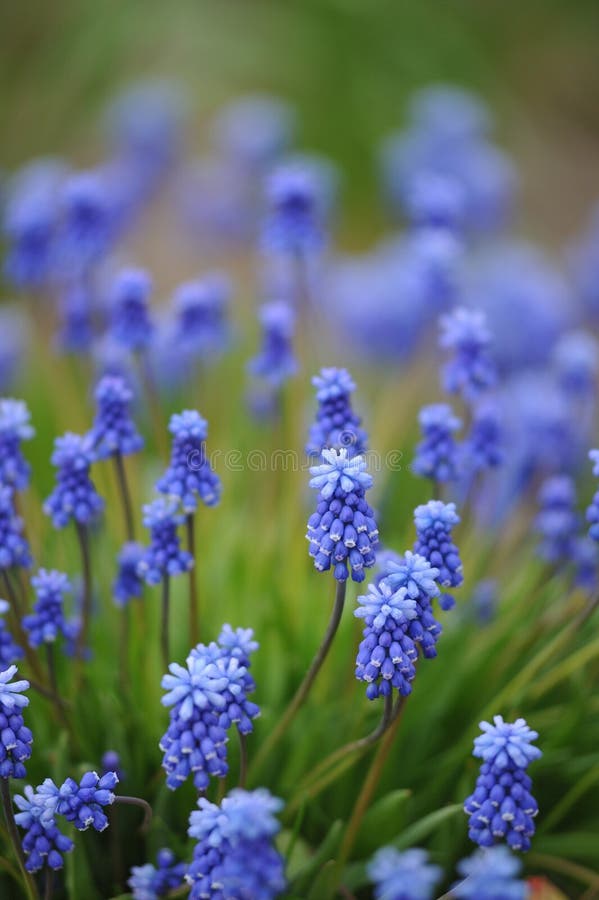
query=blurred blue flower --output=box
[412,403,461,484]
[368,846,442,900]
[0,486,32,570]
[534,476,579,564]
[262,163,324,257]
[212,94,295,171]
[57,170,115,274]
[0,599,24,667]
[413,500,463,610]
[89,374,144,460]
[113,542,145,607]
[439,306,497,402]
[460,402,503,476]
[138,498,193,586]
[0,665,32,779]
[128,848,186,900]
[248,301,297,388]
[56,280,95,354]
[44,433,104,529]
[306,367,368,458]
[22,569,72,649]
[553,330,599,397]
[453,846,526,899]
[0,398,34,490]
[171,274,231,360]
[157,410,221,513]
[109,268,154,353]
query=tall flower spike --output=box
[307,448,378,583]
[113,542,145,606]
[36,770,119,832]
[109,268,154,352]
[383,551,442,658]
[159,628,259,792]
[88,374,144,461]
[0,665,32,779]
[44,433,104,528]
[186,788,286,900]
[56,281,95,355]
[22,569,72,649]
[248,301,298,388]
[262,163,323,257]
[0,600,24,667]
[535,476,579,565]
[412,403,461,484]
[128,848,186,899]
[464,716,541,851]
[460,401,503,476]
[172,275,230,359]
[0,399,34,490]
[14,784,74,873]
[137,499,193,586]
[452,846,527,900]
[306,367,368,458]
[0,486,32,570]
[439,306,497,402]
[58,170,115,274]
[157,411,221,513]
[586,449,599,542]
[367,846,442,900]
[413,500,463,611]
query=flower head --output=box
[262,163,324,256]
[113,542,145,606]
[0,399,34,489]
[535,476,579,564]
[22,569,72,648]
[473,716,541,770]
[58,170,115,273]
[172,275,230,359]
[14,784,74,873]
[0,665,32,778]
[44,433,104,528]
[309,448,373,498]
[248,301,297,388]
[413,501,463,610]
[88,375,144,460]
[109,268,154,352]
[453,846,527,900]
[439,306,496,401]
[368,846,442,900]
[0,486,31,570]
[138,499,193,585]
[412,403,461,483]
[306,367,368,458]
[38,770,119,832]
[0,600,24,667]
[128,848,186,900]
[157,410,221,513]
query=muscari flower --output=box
[88,374,144,461]
[213,94,295,171]
[452,846,527,900]
[262,163,324,257]
[586,449,599,542]
[383,552,442,658]
[405,170,466,233]
[128,847,186,900]
[43,433,104,529]
[412,404,461,484]
[113,542,145,606]
[464,715,541,851]
[0,665,32,779]
[0,398,34,490]
[440,306,497,402]
[307,448,378,583]
[57,170,115,274]
[0,486,32,570]
[186,788,286,900]
[413,500,463,611]
[460,402,503,475]
[171,275,230,360]
[109,268,154,353]
[355,581,418,700]
[36,769,119,832]
[137,499,193,586]
[0,600,24,667]
[14,784,74,873]
[22,569,72,648]
[101,750,125,782]
[56,280,95,355]
[157,411,221,514]
[553,330,599,398]
[159,626,260,792]
[306,367,368,458]
[367,846,442,900]
[248,301,297,388]
[535,476,579,565]
[0,309,27,392]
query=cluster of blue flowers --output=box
[412,403,461,484]
[113,541,145,606]
[157,411,221,513]
[0,665,32,779]
[439,307,497,402]
[159,625,259,791]
[0,399,34,489]
[306,367,368,457]
[0,600,24,667]
[137,498,193,586]
[464,716,541,851]
[128,848,186,899]
[367,846,441,900]
[44,433,104,529]
[0,485,31,570]
[14,784,75,874]
[109,268,154,353]
[22,569,74,649]
[413,500,463,610]
[88,374,144,460]
[248,301,297,389]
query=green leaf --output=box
[306,860,338,900]
[395,804,463,849]
[288,820,343,895]
[357,789,411,854]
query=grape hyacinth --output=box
[56,281,95,355]
[439,307,497,402]
[0,399,34,490]
[22,569,72,648]
[367,846,442,900]
[413,500,463,610]
[171,275,230,359]
[14,784,74,873]
[535,476,579,565]
[586,449,599,542]
[159,626,260,791]
[307,448,378,583]
[0,665,32,779]
[464,716,541,851]
[460,402,503,475]
[186,788,286,900]
[0,486,32,571]
[109,268,154,352]
[44,433,104,528]
[412,403,461,484]
[88,374,144,461]
[157,411,221,513]
[0,600,24,667]
[452,846,527,900]
[248,301,298,387]
[113,542,145,606]
[262,163,324,257]
[306,367,368,457]
[137,499,193,585]
[36,769,119,832]
[58,170,114,274]
[383,552,442,658]
[128,848,186,900]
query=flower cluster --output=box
[14,785,74,873]
[0,486,31,570]
[367,846,442,900]
[109,268,154,352]
[262,163,323,256]
[586,449,599,542]
[439,307,497,402]
[113,542,145,606]
[172,275,230,359]
[58,170,114,273]
[157,411,221,513]
[307,448,378,582]
[452,846,527,900]
[384,552,443,658]
[44,433,104,528]
[35,769,119,832]
[464,716,541,851]
[461,402,503,474]
[0,665,32,779]
[0,600,24,667]
[22,569,72,648]
[88,374,144,460]
[186,788,286,900]
[128,848,186,899]
[535,476,579,564]
[56,282,94,354]
[413,500,463,610]
[248,301,297,388]
[159,625,259,791]
[355,581,418,699]
[137,499,193,585]
[0,398,34,489]
[306,367,368,457]
[412,404,461,484]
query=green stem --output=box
[75,522,92,665]
[161,576,171,672]
[113,452,135,541]
[112,795,153,833]
[238,731,248,788]
[0,777,39,900]
[186,514,199,646]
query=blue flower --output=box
[413,500,463,611]
[137,499,193,586]
[212,94,295,170]
[109,268,154,352]
[0,665,32,779]
[156,411,221,513]
[460,402,503,475]
[262,163,324,256]
[439,307,497,402]
[535,476,579,564]
[44,433,104,529]
[306,368,368,458]
[89,375,144,460]
[0,600,24,667]
[172,275,231,360]
[56,281,95,355]
[465,716,541,851]
[0,399,34,490]
[101,750,125,782]
[248,301,297,388]
[0,486,32,570]
[368,846,442,900]
[37,770,119,832]
[128,848,186,900]
[58,170,115,274]
[14,784,74,873]
[553,331,599,397]
[0,309,27,392]
[186,788,286,900]
[307,448,378,582]
[355,581,418,699]
[586,450,599,542]
[405,171,466,233]
[412,404,461,483]
[113,542,145,606]
[453,846,527,899]
[22,569,72,648]
[383,552,442,658]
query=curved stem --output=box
[2,572,47,687]
[250,579,346,779]
[75,522,92,665]
[44,869,53,900]
[238,731,248,788]
[186,514,199,646]
[161,576,171,671]
[113,795,153,833]
[0,777,39,900]
[113,452,135,541]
